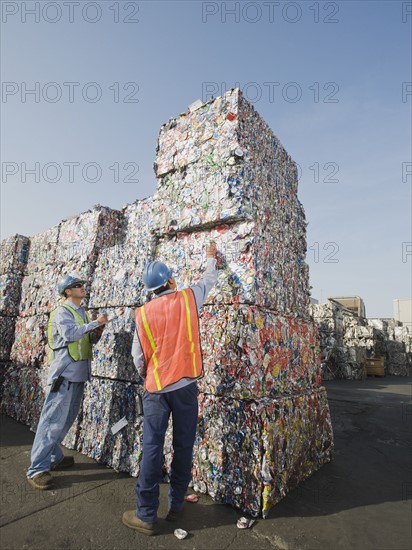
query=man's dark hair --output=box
[153,283,168,295]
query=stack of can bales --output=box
[0,91,334,517]
[0,235,29,364]
[153,89,333,518]
[368,319,411,376]
[312,300,411,379]
[78,200,156,472]
[0,235,48,432]
[1,207,124,438]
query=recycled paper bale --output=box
[78,378,143,476]
[0,234,29,276]
[198,305,321,399]
[191,388,333,518]
[90,307,141,382]
[0,274,23,316]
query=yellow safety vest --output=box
[48,304,93,362]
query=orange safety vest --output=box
[135,289,203,393]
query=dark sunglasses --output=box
[68,283,84,289]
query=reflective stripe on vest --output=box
[48,304,92,362]
[135,289,203,393]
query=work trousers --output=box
[27,379,84,478]
[136,382,198,523]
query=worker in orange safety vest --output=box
[122,243,218,536]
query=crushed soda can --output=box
[237,517,255,529]
[184,494,199,503]
[174,528,188,539]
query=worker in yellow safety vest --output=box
[26,275,108,490]
[122,243,218,536]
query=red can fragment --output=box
[236,517,255,529]
[226,112,237,121]
[184,494,199,503]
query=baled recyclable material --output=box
[0,274,23,316]
[10,315,49,367]
[191,388,333,518]
[0,365,47,430]
[89,200,155,308]
[152,90,303,234]
[0,234,29,276]
[57,206,124,265]
[90,307,141,382]
[0,317,17,362]
[198,305,321,398]
[88,246,152,308]
[26,225,60,274]
[122,198,155,258]
[21,207,123,316]
[1,90,336,518]
[78,378,143,476]
[312,302,411,378]
[156,223,309,316]
[19,263,93,316]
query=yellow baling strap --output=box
[181,290,197,377]
[141,305,162,391]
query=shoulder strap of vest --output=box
[61,303,89,325]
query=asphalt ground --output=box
[1,376,411,550]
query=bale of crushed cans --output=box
[0,234,30,362]
[0,365,48,430]
[90,307,141,382]
[0,234,29,276]
[198,305,321,399]
[0,317,17,362]
[192,388,333,517]
[88,199,155,308]
[77,378,143,476]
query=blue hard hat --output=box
[142,261,173,291]
[57,275,85,296]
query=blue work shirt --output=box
[131,258,218,392]
[47,300,100,383]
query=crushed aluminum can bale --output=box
[237,517,255,529]
[174,528,188,540]
[184,494,199,503]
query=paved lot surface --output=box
[1,376,411,550]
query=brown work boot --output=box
[122,510,157,535]
[27,472,53,490]
[52,456,74,470]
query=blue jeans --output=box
[27,379,84,478]
[136,382,198,523]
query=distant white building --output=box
[393,299,412,328]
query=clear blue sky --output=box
[1,0,411,318]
